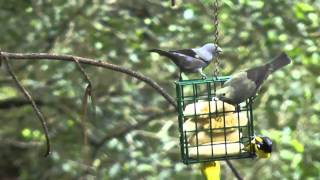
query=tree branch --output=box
[2,57,51,157]
[0,52,177,109]
[72,57,94,177]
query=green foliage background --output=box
[0,0,319,179]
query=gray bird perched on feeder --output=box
[215,52,291,105]
[148,43,222,79]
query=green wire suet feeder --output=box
[175,77,256,164]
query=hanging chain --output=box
[171,0,175,7]
[213,0,220,78]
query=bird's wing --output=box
[245,66,269,91]
[169,49,200,59]
[223,72,247,87]
[169,52,208,72]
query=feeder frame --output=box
[176,76,256,164]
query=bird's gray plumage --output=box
[192,43,218,62]
[149,43,222,78]
[216,52,291,105]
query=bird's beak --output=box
[216,47,223,54]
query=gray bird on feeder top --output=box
[215,52,292,105]
[148,43,222,79]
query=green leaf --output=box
[291,139,304,153]
[248,1,264,9]
[291,154,302,168]
[296,2,315,12]
[137,164,154,173]
[280,149,295,160]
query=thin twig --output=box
[73,57,95,146]
[2,56,51,157]
[73,57,92,85]
[73,57,96,179]
[74,57,96,117]
[80,87,89,146]
[226,159,243,180]
[0,52,177,109]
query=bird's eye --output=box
[256,144,261,149]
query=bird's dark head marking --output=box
[255,136,272,153]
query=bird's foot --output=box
[201,75,207,79]
[212,97,219,101]
[250,95,257,103]
[198,69,207,80]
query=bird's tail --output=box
[148,49,176,59]
[268,52,291,73]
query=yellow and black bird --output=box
[245,136,273,159]
[201,161,221,180]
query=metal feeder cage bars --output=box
[175,76,256,164]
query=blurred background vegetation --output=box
[0,0,319,179]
